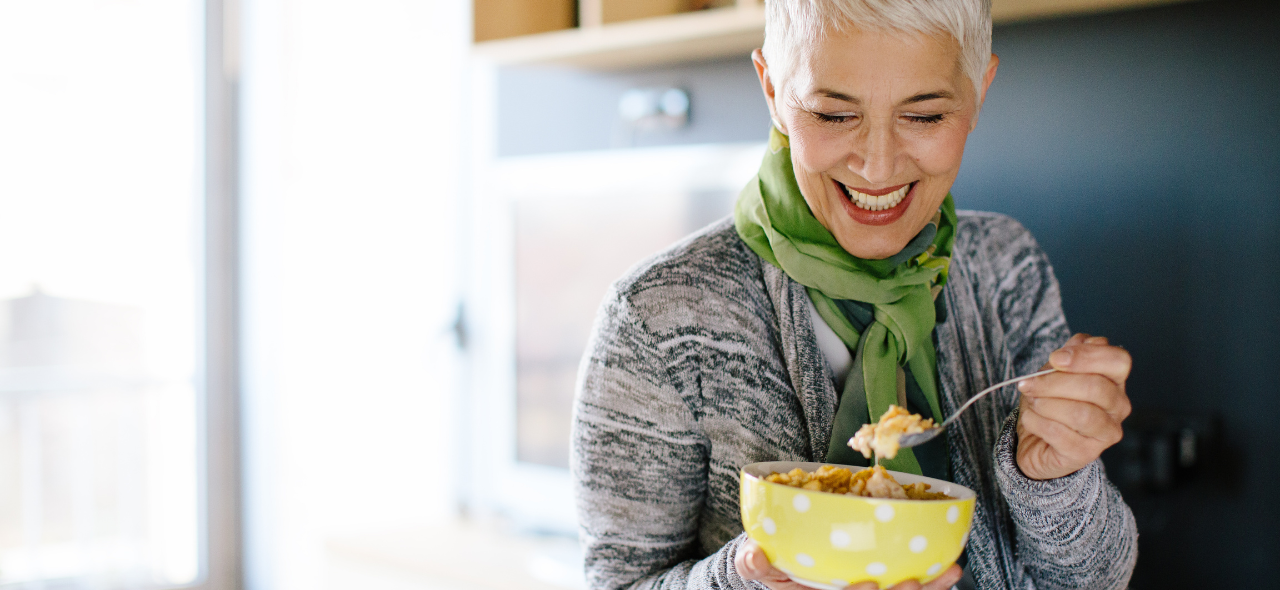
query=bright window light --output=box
[0,0,203,586]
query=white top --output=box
[804,294,853,390]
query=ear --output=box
[970,53,999,131]
[752,49,786,134]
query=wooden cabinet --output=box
[474,0,743,44]
[473,0,576,42]
[472,0,1200,68]
[599,0,735,25]
[474,0,764,68]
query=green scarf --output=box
[734,127,957,477]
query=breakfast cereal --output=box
[764,465,953,500]
[848,404,936,460]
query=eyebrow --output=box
[901,91,955,104]
[816,88,860,103]
[812,88,956,106]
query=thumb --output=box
[735,541,773,581]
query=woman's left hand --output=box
[1015,333,1133,480]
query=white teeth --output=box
[845,183,910,211]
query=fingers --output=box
[1019,402,1114,466]
[1045,335,1131,386]
[1016,348,1128,480]
[737,540,963,590]
[1019,371,1132,421]
[1019,333,1132,424]
[1067,332,1109,346]
[878,564,962,590]
[735,541,791,585]
[922,565,963,590]
[1025,397,1124,445]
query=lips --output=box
[835,180,916,226]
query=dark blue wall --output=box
[961,4,1280,586]
[498,0,1280,586]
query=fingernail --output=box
[1050,348,1073,367]
[1017,379,1030,391]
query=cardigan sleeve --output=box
[571,288,761,590]
[993,411,1138,590]
[981,215,1138,590]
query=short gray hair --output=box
[763,0,992,100]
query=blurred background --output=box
[0,0,1276,589]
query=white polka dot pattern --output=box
[740,468,978,587]
[909,536,927,553]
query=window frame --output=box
[199,0,243,588]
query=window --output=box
[0,1,229,587]
[463,142,764,532]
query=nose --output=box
[847,121,898,185]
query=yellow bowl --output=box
[740,461,975,590]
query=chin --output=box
[837,235,903,261]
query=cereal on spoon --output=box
[849,404,936,460]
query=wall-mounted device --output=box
[618,87,690,131]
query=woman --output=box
[572,1,1137,589]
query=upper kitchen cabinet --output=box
[471,0,1201,68]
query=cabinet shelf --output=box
[472,0,1199,69]
[474,3,765,69]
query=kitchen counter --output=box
[325,518,585,590]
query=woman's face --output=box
[754,28,997,259]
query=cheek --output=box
[787,136,844,225]
[784,109,851,173]
[789,132,848,181]
[909,124,970,177]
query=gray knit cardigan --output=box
[571,212,1137,590]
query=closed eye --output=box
[814,112,857,124]
[904,114,946,125]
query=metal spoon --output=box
[894,368,1059,449]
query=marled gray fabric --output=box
[571,212,1137,590]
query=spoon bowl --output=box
[896,368,1059,451]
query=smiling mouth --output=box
[839,182,914,211]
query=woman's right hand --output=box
[735,539,963,590]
